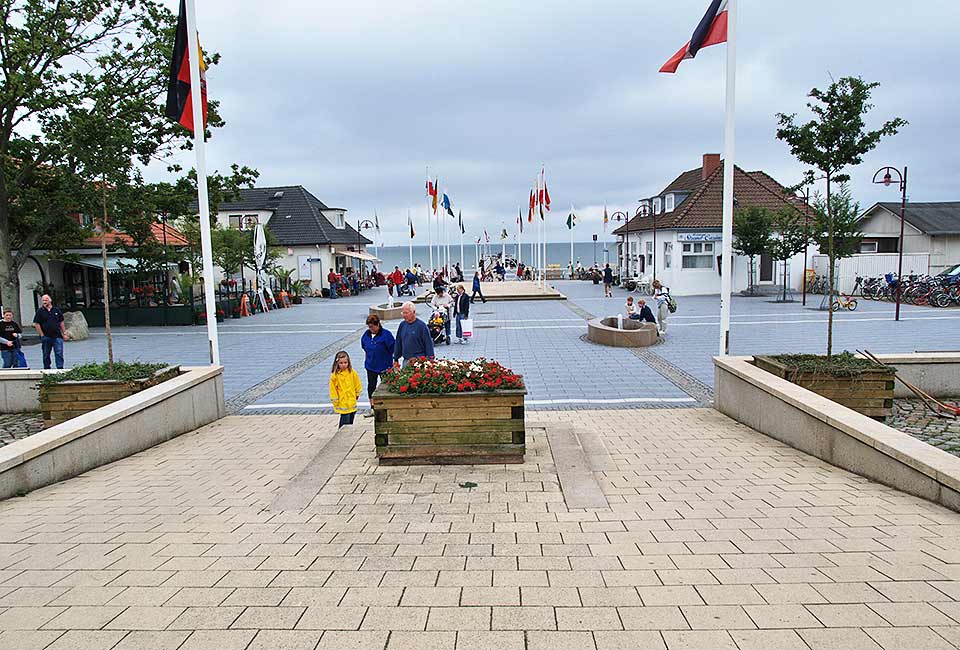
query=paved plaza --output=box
[46,280,960,412]
[3,410,960,649]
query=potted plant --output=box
[289,280,307,305]
[372,358,526,465]
[38,362,179,427]
[762,76,906,418]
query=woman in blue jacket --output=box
[360,315,396,406]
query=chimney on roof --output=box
[702,154,721,180]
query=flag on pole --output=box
[518,207,523,233]
[528,189,535,222]
[442,193,454,218]
[374,211,381,236]
[426,177,436,199]
[408,212,415,238]
[659,0,729,73]
[566,209,577,230]
[500,229,508,240]
[431,178,439,214]
[165,0,208,133]
[603,205,609,232]
[542,168,551,212]
[484,229,490,243]
[458,210,465,234]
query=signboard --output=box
[297,255,312,280]
[677,232,722,242]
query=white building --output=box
[613,154,817,296]
[856,202,960,275]
[215,185,375,294]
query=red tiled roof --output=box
[614,162,813,235]
[83,222,188,248]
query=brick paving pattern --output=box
[2,410,960,648]
[0,413,43,446]
[888,399,960,456]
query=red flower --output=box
[399,385,409,393]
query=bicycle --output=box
[831,292,858,311]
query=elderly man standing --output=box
[393,302,434,366]
[33,294,69,369]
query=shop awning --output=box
[75,255,142,273]
[337,250,381,262]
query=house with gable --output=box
[213,185,374,294]
[613,154,817,296]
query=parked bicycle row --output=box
[806,264,960,308]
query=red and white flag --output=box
[659,0,729,74]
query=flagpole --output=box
[570,204,575,273]
[459,214,464,277]
[719,0,737,356]
[517,207,522,269]
[183,0,220,366]
[408,209,413,269]
[426,169,433,274]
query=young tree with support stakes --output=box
[766,206,809,303]
[810,184,863,307]
[776,76,905,358]
[733,206,773,296]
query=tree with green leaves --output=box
[733,206,773,295]
[776,76,905,357]
[810,184,863,302]
[766,207,810,303]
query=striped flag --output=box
[165,0,208,133]
[660,0,729,74]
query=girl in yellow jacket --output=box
[330,350,363,427]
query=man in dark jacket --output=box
[637,298,657,324]
[453,285,471,344]
[471,271,486,304]
[602,263,614,297]
[393,302,434,366]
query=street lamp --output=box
[871,166,908,321]
[357,219,375,291]
[796,188,810,307]
[634,203,653,280]
[610,211,629,278]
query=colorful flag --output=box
[408,213,415,239]
[458,210,465,234]
[542,167,551,212]
[426,177,436,198]
[442,193,454,218]
[165,0,208,134]
[500,229,508,240]
[528,189,535,223]
[431,178,439,214]
[603,205,609,232]
[659,0,729,74]
[566,210,577,230]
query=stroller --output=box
[429,310,450,345]
[396,282,413,297]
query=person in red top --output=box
[327,268,339,299]
[389,266,404,286]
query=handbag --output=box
[461,318,474,338]
[15,348,28,368]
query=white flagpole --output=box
[184,0,219,366]
[517,208,522,269]
[426,169,433,274]
[408,209,413,269]
[719,0,738,356]
[570,204,575,273]
[459,215,464,276]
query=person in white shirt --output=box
[652,280,669,333]
[430,286,454,343]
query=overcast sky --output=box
[162,0,960,245]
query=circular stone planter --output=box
[586,317,658,347]
[369,303,404,320]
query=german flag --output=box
[165,0,208,134]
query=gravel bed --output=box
[888,398,960,456]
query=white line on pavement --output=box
[244,396,697,410]
[669,314,960,327]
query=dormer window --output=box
[335,213,345,229]
[664,194,675,212]
[653,198,662,215]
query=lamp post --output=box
[611,211,628,278]
[357,219,375,291]
[634,203,653,280]
[872,166,908,321]
[797,188,810,307]
[592,234,598,267]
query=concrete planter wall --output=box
[0,366,225,501]
[372,385,526,465]
[39,366,180,428]
[715,355,960,512]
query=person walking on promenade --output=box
[471,271,486,304]
[327,268,339,299]
[405,268,418,295]
[431,286,453,345]
[33,293,68,369]
[360,315,395,415]
[393,302,434,366]
[602,263,614,297]
[1,308,23,368]
[652,280,669,333]
[329,351,362,428]
[453,284,470,344]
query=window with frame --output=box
[646,241,653,267]
[664,242,673,269]
[335,213,345,228]
[228,215,242,229]
[664,194,675,212]
[681,241,714,269]
[860,241,878,253]
[653,198,662,214]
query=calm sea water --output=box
[370,241,616,272]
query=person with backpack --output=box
[652,280,672,333]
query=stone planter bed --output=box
[39,365,180,428]
[371,386,526,465]
[888,397,960,456]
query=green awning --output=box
[75,255,141,274]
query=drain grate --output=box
[475,325,498,329]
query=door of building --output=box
[759,253,774,283]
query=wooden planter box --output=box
[371,385,526,465]
[39,366,181,428]
[753,356,894,419]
